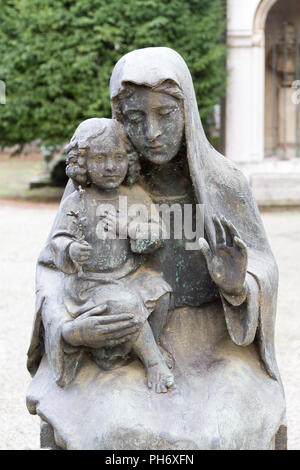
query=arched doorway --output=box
[226,0,280,164]
[226,0,300,205]
[253,0,278,34]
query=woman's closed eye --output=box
[126,111,144,123]
[157,107,176,117]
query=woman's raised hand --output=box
[199,216,248,296]
[62,304,139,349]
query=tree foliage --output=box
[0,0,226,147]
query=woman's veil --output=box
[109,47,281,383]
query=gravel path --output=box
[0,201,299,450]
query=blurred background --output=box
[0,0,299,450]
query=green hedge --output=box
[0,0,226,147]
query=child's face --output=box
[86,137,129,190]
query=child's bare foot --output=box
[158,344,174,369]
[147,359,174,393]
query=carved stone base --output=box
[27,305,286,450]
[40,420,287,451]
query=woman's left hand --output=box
[199,216,248,296]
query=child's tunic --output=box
[49,183,172,362]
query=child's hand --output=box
[69,240,92,265]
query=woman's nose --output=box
[146,118,162,142]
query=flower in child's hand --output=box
[67,210,80,219]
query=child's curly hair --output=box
[64,118,140,187]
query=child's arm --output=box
[101,186,166,254]
[50,193,90,273]
[128,219,164,254]
[127,193,166,254]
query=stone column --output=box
[226,0,265,164]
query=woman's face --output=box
[120,85,184,165]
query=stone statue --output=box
[27,47,286,450]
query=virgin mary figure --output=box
[26,47,286,450]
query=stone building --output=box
[226,0,300,205]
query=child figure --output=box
[50,118,174,393]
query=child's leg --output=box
[147,292,174,369]
[132,320,174,394]
[148,292,171,342]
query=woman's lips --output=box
[148,144,164,151]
